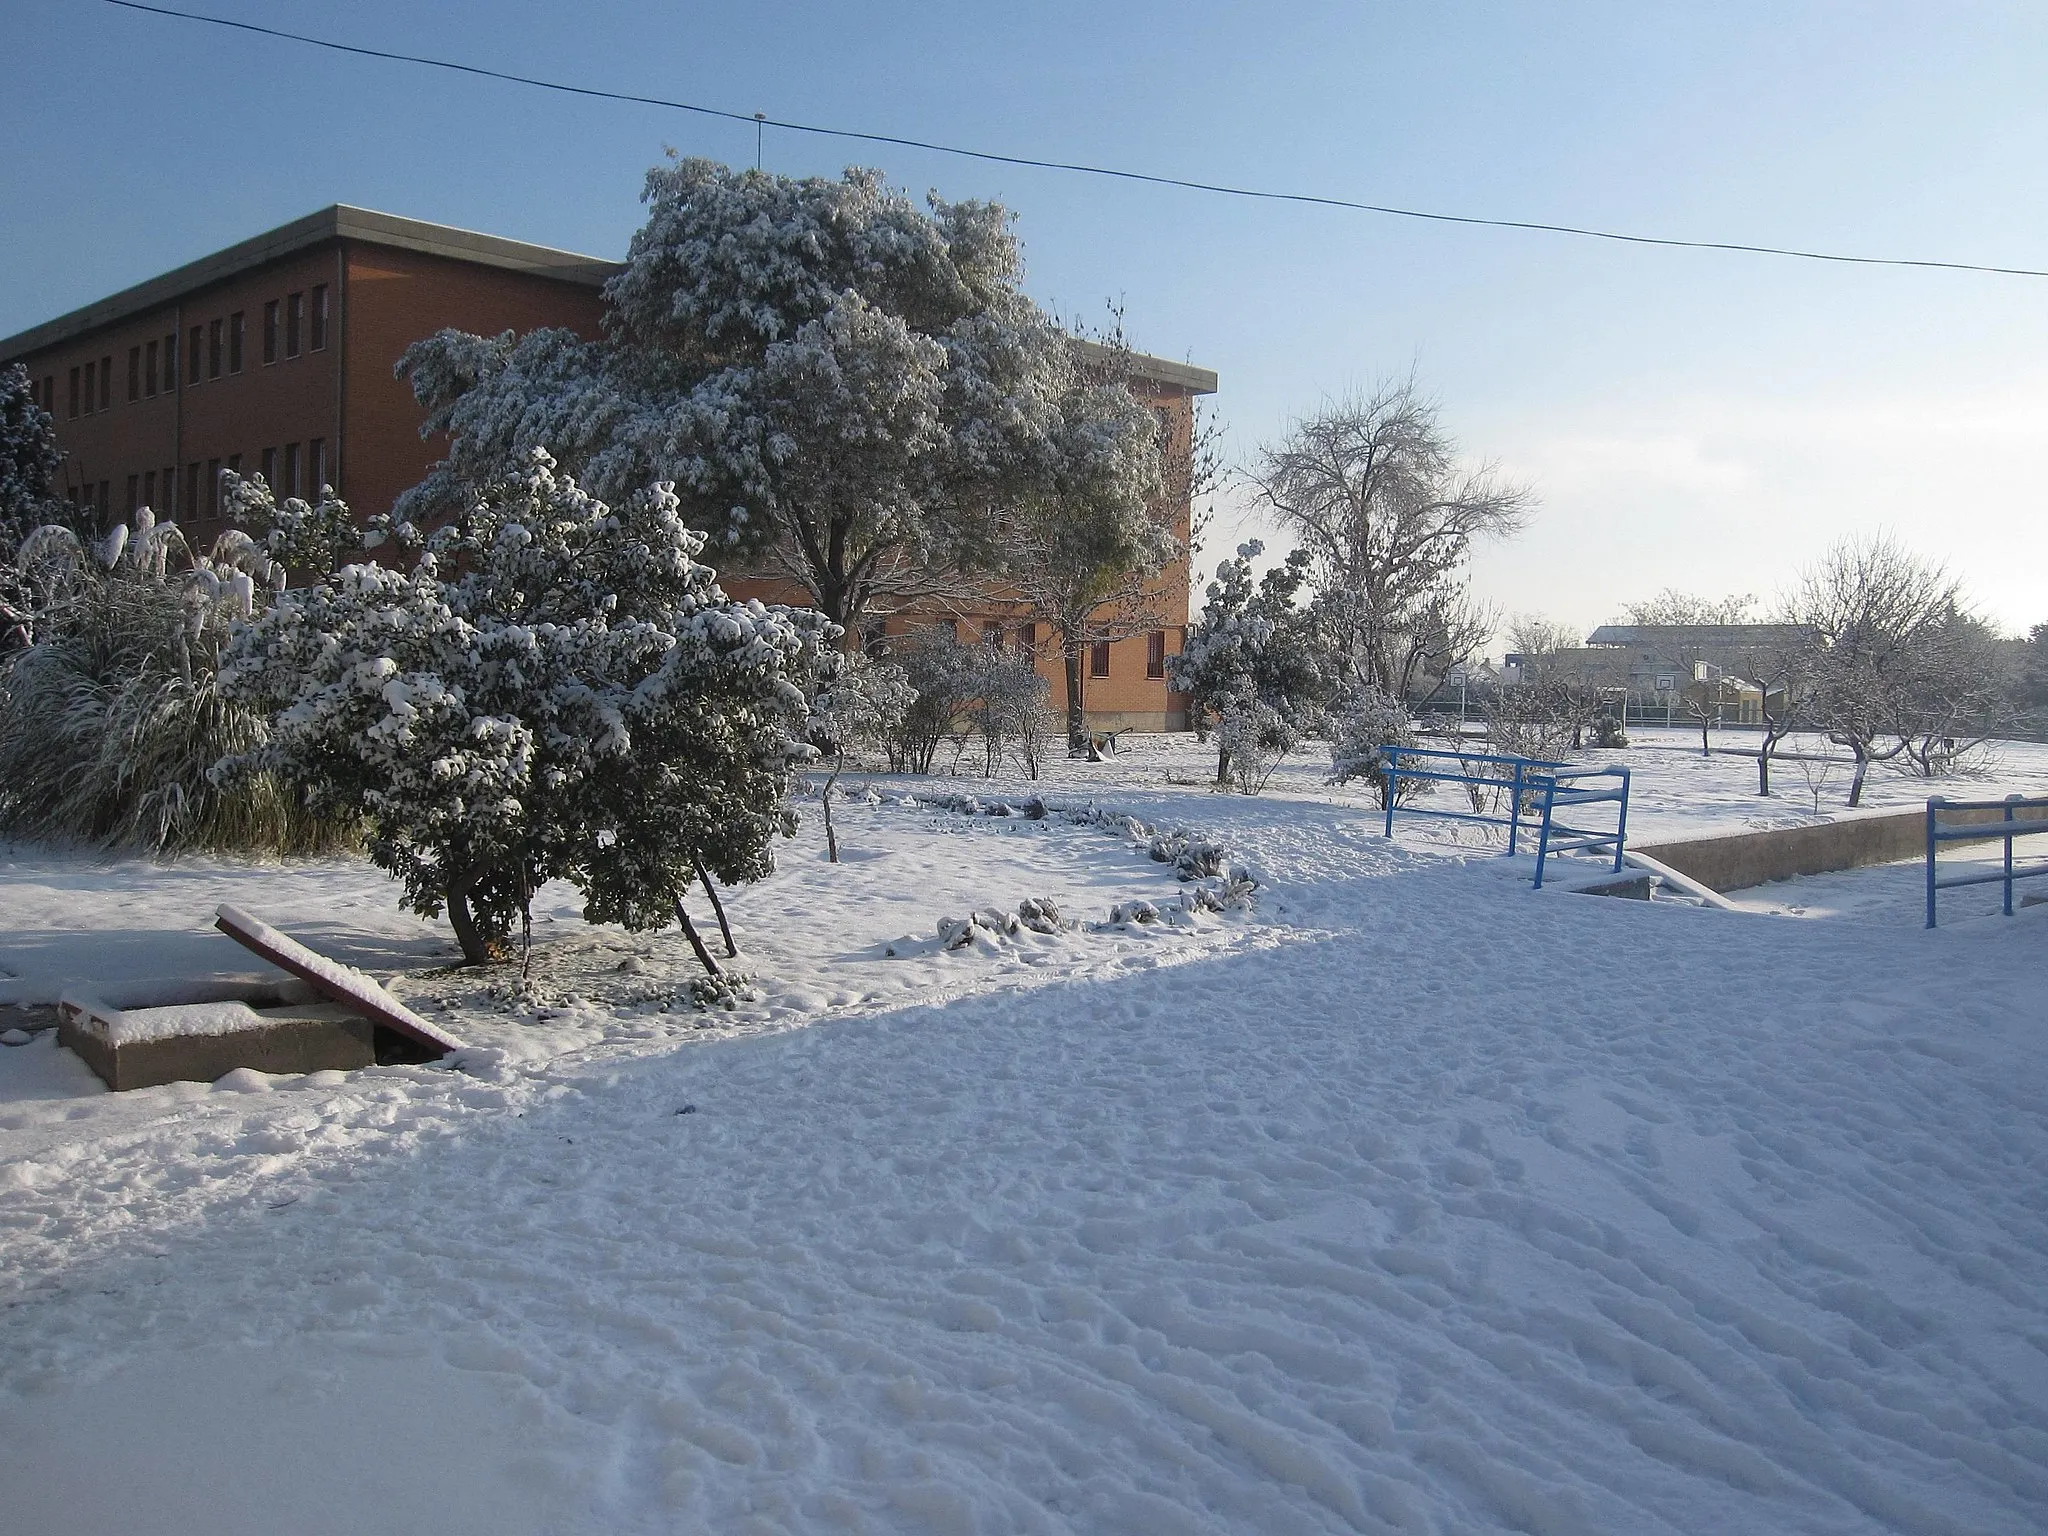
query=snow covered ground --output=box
[4,740,2047,1533]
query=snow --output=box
[69,997,275,1045]
[4,737,2048,1532]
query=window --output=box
[982,620,1003,649]
[263,300,278,364]
[143,469,156,509]
[310,285,328,350]
[67,366,79,419]
[285,292,302,357]
[188,325,202,385]
[145,340,158,397]
[228,453,242,474]
[81,361,95,415]
[207,458,222,516]
[166,332,178,388]
[96,481,109,522]
[1146,630,1167,680]
[207,320,222,380]
[127,347,140,402]
[228,312,244,373]
[100,357,111,411]
[310,438,327,492]
[185,463,200,517]
[1090,639,1112,678]
[127,474,140,514]
[41,375,53,413]
[284,442,301,497]
[1018,621,1037,660]
[260,447,276,487]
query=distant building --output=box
[2,206,1214,730]
[1509,622,1815,723]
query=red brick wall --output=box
[339,243,605,522]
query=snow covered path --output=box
[4,795,2048,1532]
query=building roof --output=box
[1584,622,1812,649]
[2,206,1217,395]
[0,206,616,359]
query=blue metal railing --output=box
[1530,766,1631,890]
[1381,746,1566,855]
[1924,795,2048,928]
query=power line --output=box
[105,0,2048,281]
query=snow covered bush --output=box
[0,509,348,853]
[1215,694,1298,795]
[0,362,66,552]
[1325,684,1418,809]
[881,627,981,773]
[220,470,359,576]
[218,449,823,965]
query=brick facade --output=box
[3,205,1210,731]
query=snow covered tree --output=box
[1326,684,1417,808]
[399,158,1126,633]
[1168,541,1331,784]
[221,470,359,576]
[219,450,823,965]
[0,363,64,551]
[1252,380,1529,697]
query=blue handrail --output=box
[1530,766,1632,889]
[1381,746,1567,856]
[1924,795,2048,928]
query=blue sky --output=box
[6,1,2046,642]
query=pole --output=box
[2006,794,2019,917]
[1926,798,1941,929]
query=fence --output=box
[1380,747,1632,888]
[1924,795,2048,928]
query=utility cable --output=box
[104,0,2048,280]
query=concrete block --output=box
[58,999,374,1092]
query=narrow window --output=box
[207,458,222,516]
[310,284,328,350]
[284,442,301,497]
[185,462,200,516]
[309,438,327,492]
[40,375,52,412]
[263,300,278,364]
[260,446,276,486]
[1090,639,1112,679]
[100,358,111,410]
[207,320,222,380]
[67,366,79,418]
[127,347,140,402]
[1018,621,1037,660]
[228,312,244,373]
[143,469,156,509]
[166,332,179,387]
[145,340,158,397]
[127,474,140,513]
[982,619,1003,649]
[81,360,95,414]
[285,292,302,357]
[1146,629,1167,680]
[228,453,242,474]
[188,325,202,384]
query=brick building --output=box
[1,205,1213,730]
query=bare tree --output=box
[1252,380,1531,699]
[1621,589,1757,626]
[1895,611,2013,777]
[1748,630,1818,796]
[1507,613,1580,674]
[1787,534,1967,807]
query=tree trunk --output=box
[690,850,737,957]
[445,869,495,967]
[1215,743,1231,787]
[673,899,722,977]
[1062,636,1088,751]
[1846,744,1870,808]
[822,760,842,863]
[1757,741,1773,796]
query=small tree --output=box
[807,649,914,861]
[221,450,821,966]
[1215,694,1296,795]
[1168,541,1329,784]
